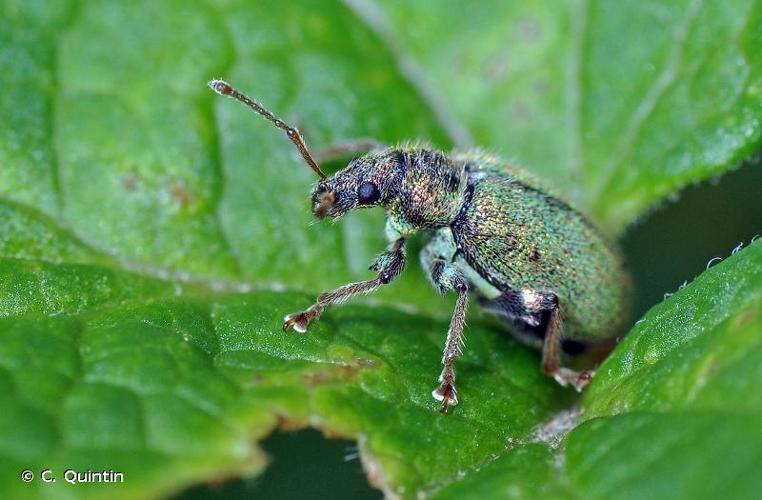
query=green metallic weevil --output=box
[209,80,630,412]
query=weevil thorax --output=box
[311,146,468,232]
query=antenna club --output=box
[208,79,233,96]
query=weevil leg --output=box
[432,277,469,413]
[315,139,387,164]
[540,298,594,392]
[482,289,594,391]
[283,238,406,332]
[420,229,472,411]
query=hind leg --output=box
[481,289,593,391]
[540,303,594,391]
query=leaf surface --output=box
[371,0,762,231]
[433,241,762,499]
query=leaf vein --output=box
[342,0,473,149]
[565,0,589,199]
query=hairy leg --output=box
[540,304,593,391]
[432,278,469,412]
[479,289,594,391]
[420,230,471,411]
[283,238,405,332]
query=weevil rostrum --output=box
[209,80,630,412]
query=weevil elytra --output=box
[209,80,630,412]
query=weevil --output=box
[209,80,630,412]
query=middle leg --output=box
[420,229,471,411]
[432,277,469,412]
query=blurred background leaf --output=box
[0,0,761,498]
[370,0,762,231]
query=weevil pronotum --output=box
[209,80,630,412]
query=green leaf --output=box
[567,241,762,499]
[0,275,574,498]
[1,0,761,499]
[433,241,762,499]
[584,239,762,416]
[370,0,762,232]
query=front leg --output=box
[282,238,406,332]
[315,139,387,164]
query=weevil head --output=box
[311,147,467,229]
[310,149,401,219]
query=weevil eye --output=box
[357,181,380,205]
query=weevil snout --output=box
[311,166,386,219]
[312,185,337,219]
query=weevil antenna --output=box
[208,79,327,180]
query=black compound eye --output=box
[357,181,380,205]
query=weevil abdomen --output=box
[450,154,630,341]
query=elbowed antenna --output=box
[208,79,327,180]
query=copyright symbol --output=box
[21,470,34,482]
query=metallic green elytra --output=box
[209,80,630,413]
